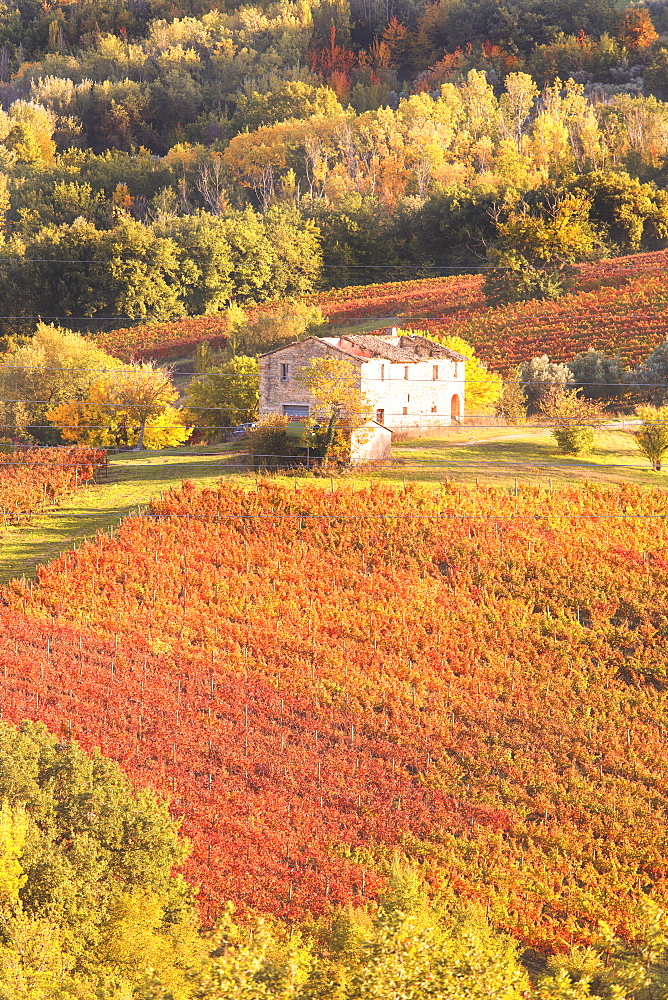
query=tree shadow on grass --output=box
[0,448,244,584]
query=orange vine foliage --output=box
[317,251,668,371]
[0,447,106,528]
[4,479,668,952]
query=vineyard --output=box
[95,319,231,363]
[4,479,668,953]
[434,273,668,371]
[98,250,668,372]
[0,447,106,532]
[316,251,668,326]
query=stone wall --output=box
[259,339,361,418]
[350,422,392,463]
[360,357,465,431]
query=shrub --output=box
[553,424,595,454]
[496,368,528,423]
[539,386,599,454]
[245,415,302,469]
[484,257,571,306]
[635,405,668,470]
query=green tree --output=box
[245,414,302,470]
[518,355,572,412]
[186,355,259,441]
[231,81,342,134]
[0,719,203,997]
[569,171,668,252]
[4,217,187,320]
[405,187,501,275]
[221,207,322,303]
[566,348,625,402]
[344,867,528,1000]
[228,302,327,357]
[263,205,323,298]
[635,405,668,471]
[628,341,668,404]
[94,217,187,319]
[483,194,607,305]
[0,323,121,440]
[156,213,235,316]
[646,47,668,101]
[306,194,400,288]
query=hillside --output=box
[0,447,106,536]
[4,479,668,953]
[101,250,668,370]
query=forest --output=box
[0,0,663,320]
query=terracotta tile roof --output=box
[338,334,466,363]
[259,337,363,362]
[259,334,465,364]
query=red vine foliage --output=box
[0,447,106,530]
[3,479,668,952]
[99,250,668,373]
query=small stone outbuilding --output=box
[350,420,392,464]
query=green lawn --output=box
[0,425,664,583]
[0,445,245,584]
[384,425,662,489]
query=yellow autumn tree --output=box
[48,363,190,450]
[0,800,27,904]
[295,355,371,458]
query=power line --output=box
[3,510,668,521]
[0,255,659,273]
[0,366,659,387]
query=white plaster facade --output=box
[259,331,466,432]
[350,420,392,463]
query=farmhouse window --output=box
[281,363,289,381]
[376,408,384,424]
[403,406,408,415]
[380,364,385,381]
[433,365,439,380]
[454,362,460,378]
[404,366,409,379]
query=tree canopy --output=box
[186,354,259,440]
[0,719,203,999]
[49,361,190,449]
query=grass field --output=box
[0,446,239,584]
[0,425,664,583]
[388,424,660,487]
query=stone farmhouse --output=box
[258,330,466,434]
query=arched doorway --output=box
[451,393,461,422]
